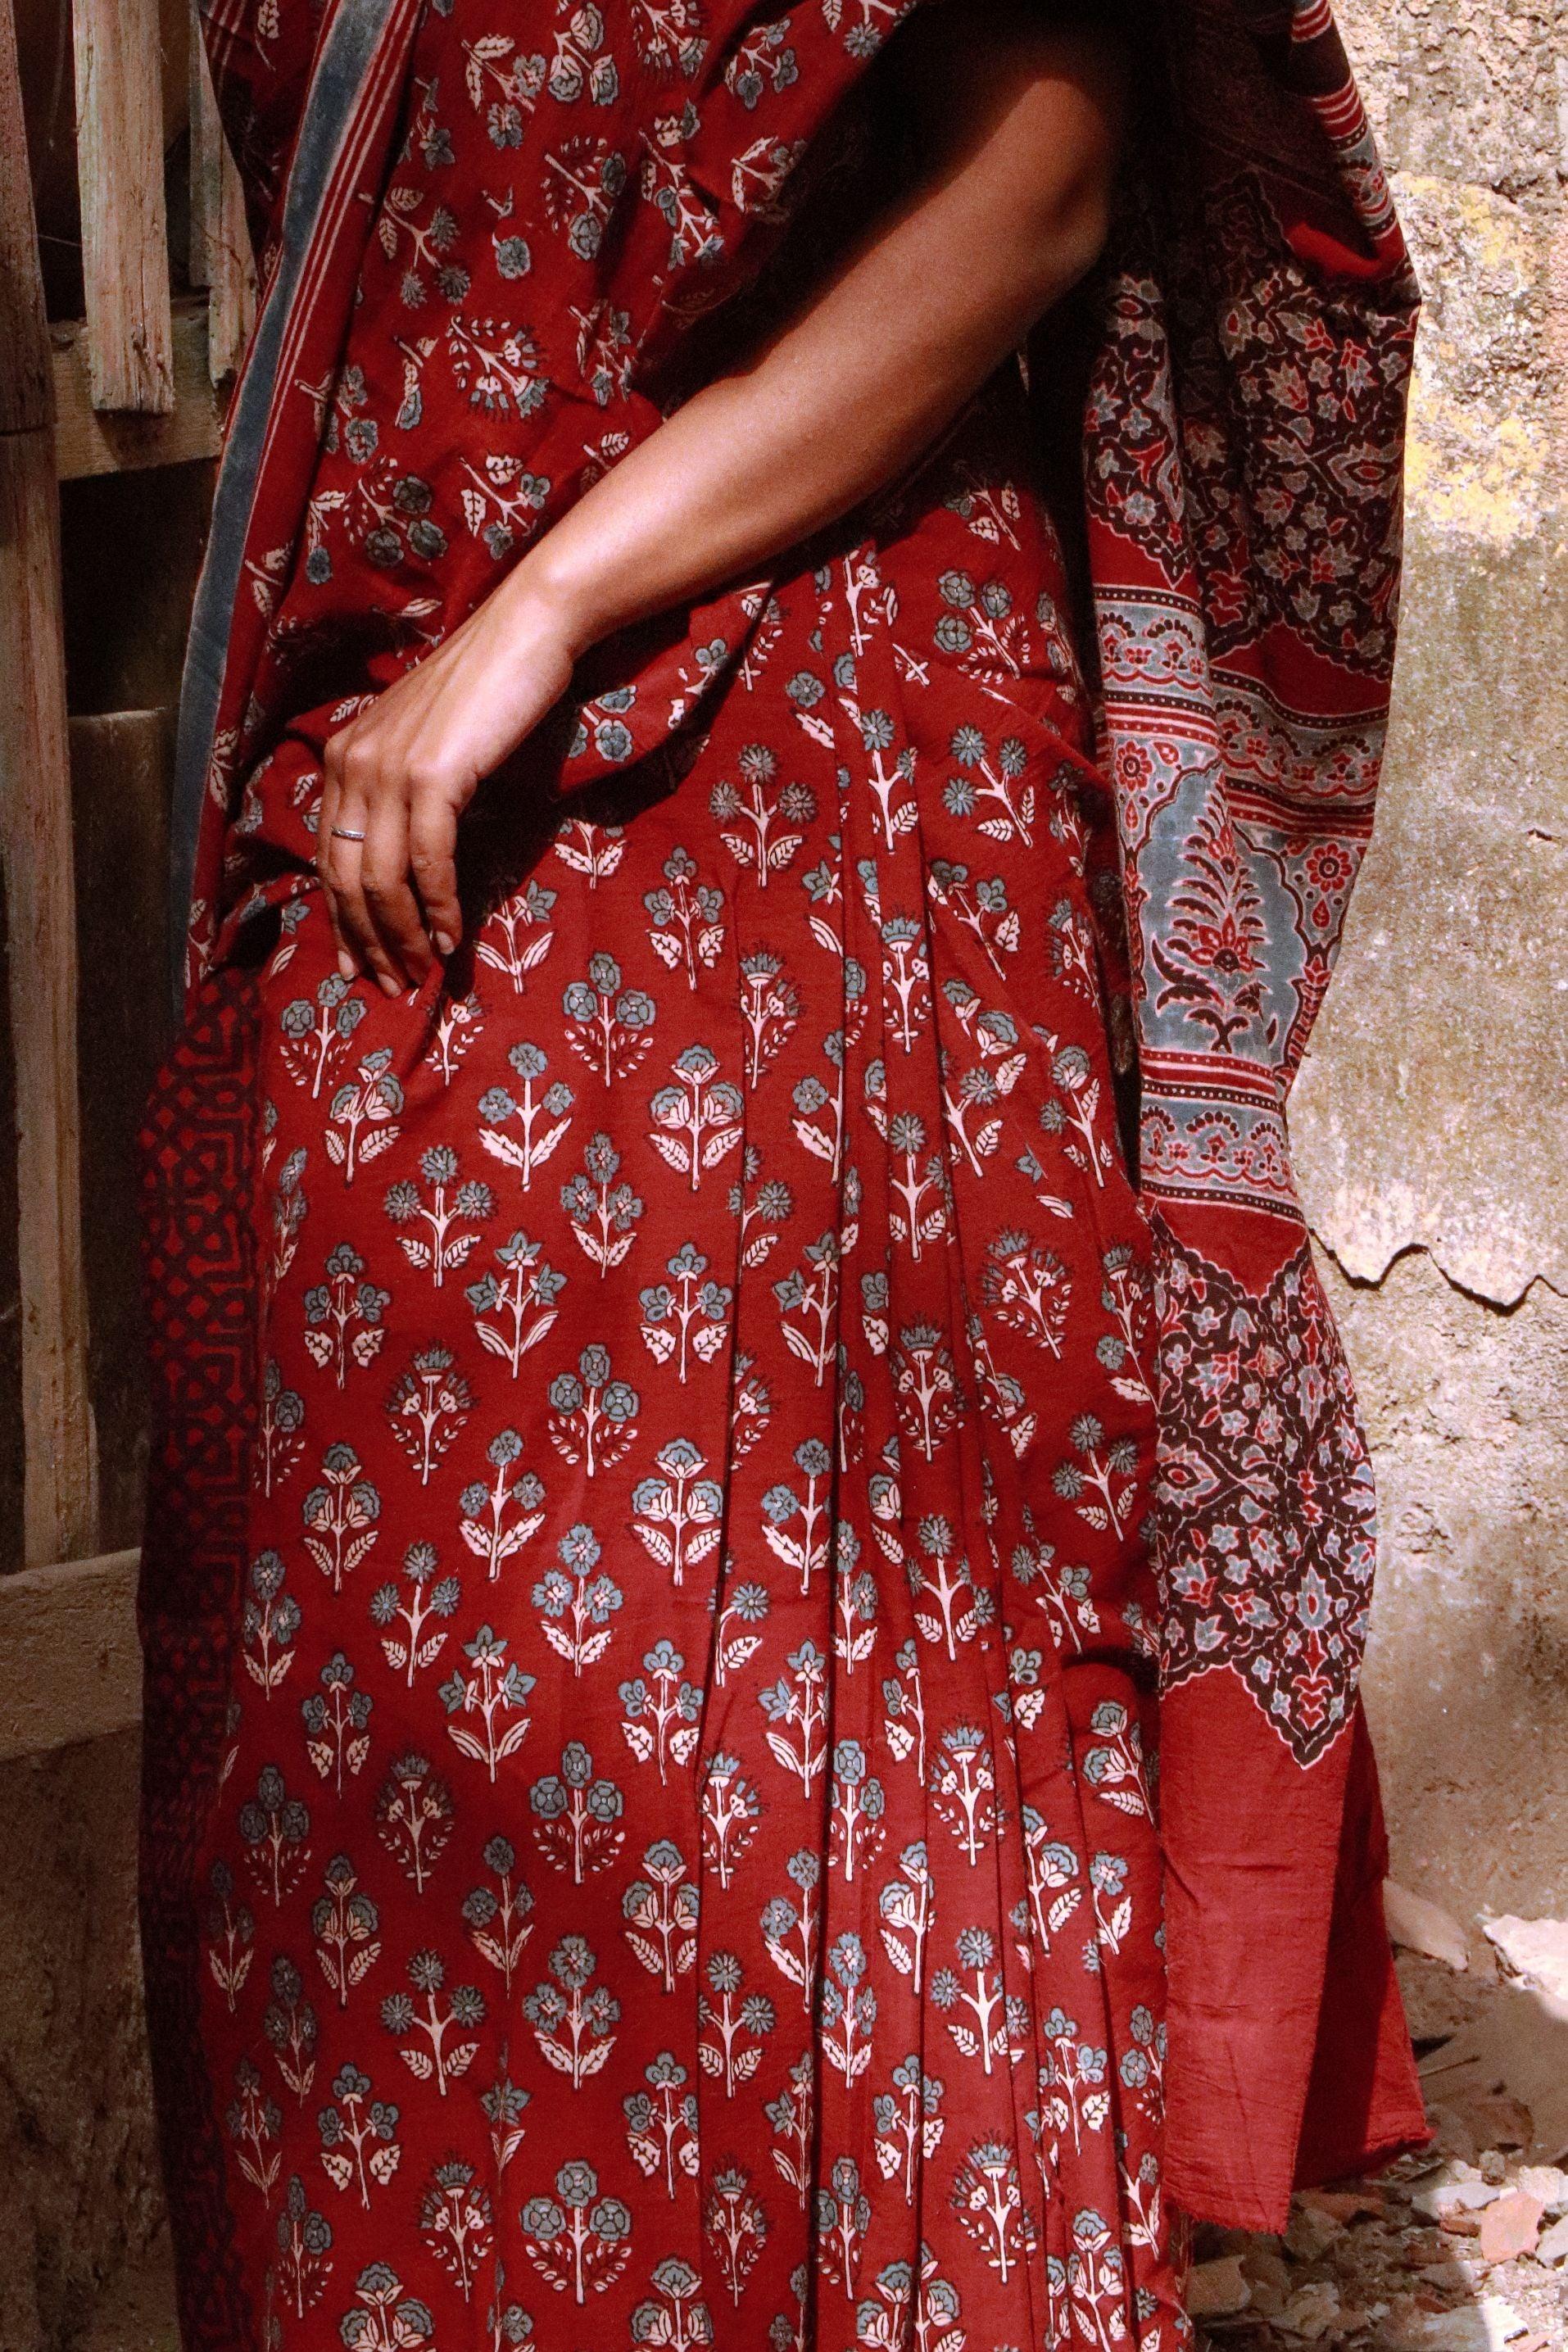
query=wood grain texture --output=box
[0,0,51,433]
[70,0,175,412]
[0,428,101,1568]
[0,1548,141,1758]
[188,2,256,381]
[52,302,222,478]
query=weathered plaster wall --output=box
[1294,0,1568,1923]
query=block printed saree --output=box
[138,4,1429,2347]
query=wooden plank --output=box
[0,0,100,1569]
[52,303,223,479]
[188,0,256,382]
[0,0,49,434]
[71,0,175,412]
[0,429,102,1567]
[0,1549,141,1760]
[0,0,42,1576]
[1,0,98,1566]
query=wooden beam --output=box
[70,0,175,411]
[52,303,223,479]
[0,0,49,438]
[0,429,102,1566]
[0,1550,141,1761]
[188,0,256,383]
[0,0,100,1568]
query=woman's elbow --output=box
[1006,159,1116,320]
[1041,167,1115,288]
[1002,43,1127,304]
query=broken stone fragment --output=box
[1234,2234,1293,2323]
[1285,2200,1345,2259]
[1409,2295,1531,2351]
[1529,2209,1568,2265]
[1184,2253,1250,2318]
[1416,2259,1472,2291]
[1476,2188,1543,2264]
[1243,2270,1286,2321]
[1239,2239,1292,2295]
[1412,2156,1484,2190]
[1411,2175,1502,2223]
[1273,2279,1341,2341]
[1511,2163,1568,2214]
[1417,1982,1568,2165]
[1387,1881,1472,1970]
[1480,1915,1568,2004]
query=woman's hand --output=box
[316,576,581,994]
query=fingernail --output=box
[433,931,455,957]
[380,974,401,998]
[337,952,355,981]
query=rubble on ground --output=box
[1191,1897,1568,2352]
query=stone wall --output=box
[1294,0,1568,1924]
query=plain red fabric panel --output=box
[1294,1710,1430,2188]
[1159,1673,1348,2228]
[1162,1683,1427,2228]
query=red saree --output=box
[138,6,1425,2349]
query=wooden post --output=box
[188,0,256,382]
[0,0,101,1566]
[70,0,175,411]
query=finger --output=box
[360,790,432,994]
[407,787,463,957]
[314,761,356,980]
[326,825,388,989]
[326,749,391,987]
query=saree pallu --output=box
[140,5,1427,2348]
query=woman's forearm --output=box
[515,12,1126,656]
[315,7,1126,993]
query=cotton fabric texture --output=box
[138,5,1427,2350]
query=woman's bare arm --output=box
[319,4,1127,993]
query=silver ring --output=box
[330,826,366,842]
